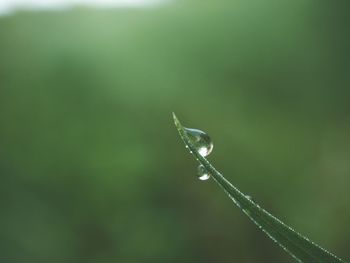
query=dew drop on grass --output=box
[197,165,210,181]
[184,128,213,157]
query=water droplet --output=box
[184,128,213,157]
[197,165,210,180]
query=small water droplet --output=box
[184,128,213,157]
[197,165,210,181]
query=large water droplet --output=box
[197,165,210,181]
[184,128,213,157]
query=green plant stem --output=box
[173,113,346,263]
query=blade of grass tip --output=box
[173,113,347,263]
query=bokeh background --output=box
[0,0,349,262]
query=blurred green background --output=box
[0,1,349,262]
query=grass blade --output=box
[173,113,346,263]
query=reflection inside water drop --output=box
[184,128,213,157]
[197,165,210,181]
